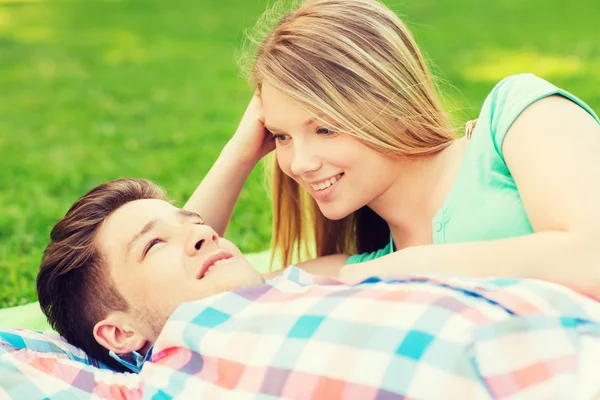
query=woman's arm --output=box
[341,95,600,296]
[184,95,274,236]
[263,254,350,279]
[344,231,599,293]
[183,142,259,237]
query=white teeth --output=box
[310,175,340,191]
[213,258,229,267]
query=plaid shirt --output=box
[2,267,600,399]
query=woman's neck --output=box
[368,137,468,246]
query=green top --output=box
[347,73,600,264]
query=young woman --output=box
[185,0,600,295]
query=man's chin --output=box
[229,270,266,290]
[196,263,265,294]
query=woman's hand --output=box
[226,94,275,165]
[184,93,274,236]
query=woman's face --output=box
[261,84,402,220]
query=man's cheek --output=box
[211,277,245,295]
[220,239,243,257]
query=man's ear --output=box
[93,311,147,355]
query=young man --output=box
[37,178,266,371]
[33,178,600,399]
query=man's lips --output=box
[197,250,233,279]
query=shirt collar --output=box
[109,346,153,373]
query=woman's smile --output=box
[306,173,344,201]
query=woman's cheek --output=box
[276,147,293,177]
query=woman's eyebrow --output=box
[264,122,283,133]
[265,113,326,133]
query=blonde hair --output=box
[245,0,456,268]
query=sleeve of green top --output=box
[487,73,600,161]
[345,240,394,264]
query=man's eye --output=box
[143,238,162,256]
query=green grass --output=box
[1,0,598,308]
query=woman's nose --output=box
[289,142,321,176]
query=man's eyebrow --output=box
[125,210,204,257]
[177,209,204,222]
[264,113,325,133]
[126,218,157,256]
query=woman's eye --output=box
[143,238,162,256]
[272,134,291,145]
[316,127,337,136]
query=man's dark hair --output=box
[37,178,166,371]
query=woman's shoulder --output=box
[475,73,598,158]
[482,73,561,119]
[481,73,597,123]
[489,72,553,94]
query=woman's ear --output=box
[93,311,147,355]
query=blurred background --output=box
[1,0,599,308]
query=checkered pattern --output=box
[0,329,142,399]
[0,329,108,369]
[2,268,600,399]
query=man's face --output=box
[96,199,264,341]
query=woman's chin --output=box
[318,204,353,221]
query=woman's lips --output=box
[197,251,233,279]
[308,173,343,201]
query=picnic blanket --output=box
[2,267,600,399]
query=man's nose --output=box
[185,224,219,257]
[289,142,321,176]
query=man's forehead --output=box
[99,199,176,247]
[114,198,173,223]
